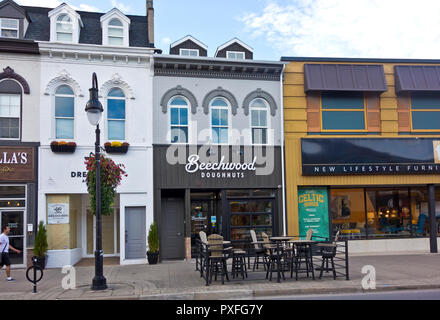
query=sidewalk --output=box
[1,253,439,300]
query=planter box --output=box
[105,145,129,154]
[50,144,76,153]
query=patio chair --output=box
[262,232,285,281]
[318,231,340,280]
[207,234,229,285]
[250,229,266,271]
[197,231,209,276]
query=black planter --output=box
[32,255,48,270]
[147,251,159,265]
[50,144,76,153]
[104,145,129,154]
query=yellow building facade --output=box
[283,58,440,253]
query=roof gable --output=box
[100,7,130,25]
[0,0,29,20]
[171,35,207,51]
[48,3,83,27]
[215,38,253,56]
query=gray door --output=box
[161,198,185,259]
[125,207,146,260]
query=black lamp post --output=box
[85,73,107,291]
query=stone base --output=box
[185,237,191,261]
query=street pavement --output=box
[0,253,439,300]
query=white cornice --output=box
[38,41,155,57]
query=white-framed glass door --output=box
[0,210,25,266]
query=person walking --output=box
[0,226,21,281]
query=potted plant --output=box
[104,141,129,154]
[147,222,159,265]
[50,141,77,153]
[33,221,48,269]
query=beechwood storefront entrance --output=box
[153,145,283,260]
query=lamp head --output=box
[85,73,103,126]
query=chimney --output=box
[147,0,154,45]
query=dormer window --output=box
[100,8,130,47]
[227,51,245,60]
[108,18,124,46]
[180,49,199,57]
[56,14,73,42]
[0,18,18,38]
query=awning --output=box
[304,64,388,93]
[395,65,440,94]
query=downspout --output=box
[280,63,287,236]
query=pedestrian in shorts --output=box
[0,225,21,281]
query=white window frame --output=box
[179,48,199,57]
[0,18,19,39]
[226,51,245,60]
[249,98,269,145]
[54,85,75,140]
[0,92,20,141]
[55,14,73,43]
[169,96,190,144]
[107,18,124,47]
[210,97,230,145]
[106,88,127,141]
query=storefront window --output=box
[330,189,366,239]
[366,188,411,238]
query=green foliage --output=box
[85,154,127,216]
[34,221,48,257]
[148,222,159,253]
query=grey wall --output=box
[170,40,207,57]
[216,43,253,60]
[153,76,282,146]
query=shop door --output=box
[0,211,24,266]
[161,198,184,259]
[125,207,146,260]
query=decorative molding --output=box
[202,87,238,115]
[160,85,198,114]
[100,73,135,100]
[0,67,30,94]
[44,69,83,96]
[243,89,278,116]
[154,68,281,81]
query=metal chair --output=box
[262,232,285,281]
[318,231,340,280]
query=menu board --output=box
[298,188,330,241]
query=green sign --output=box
[298,188,330,241]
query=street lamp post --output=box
[85,73,107,291]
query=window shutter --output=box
[365,93,381,132]
[306,92,321,132]
[397,93,411,132]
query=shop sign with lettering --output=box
[0,147,34,181]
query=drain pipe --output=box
[279,63,287,236]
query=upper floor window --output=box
[410,92,440,131]
[321,92,366,131]
[180,49,199,57]
[227,51,245,60]
[55,85,74,139]
[0,93,20,139]
[211,98,229,144]
[107,88,126,140]
[56,14,73,42]
[0,18,19,39]
[170,96,189,144]
[108,18,124,46]
[250,98,268,145]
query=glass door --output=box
[0,211,24,265]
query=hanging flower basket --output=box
[104,142,129,154]
[50,141,76,153]
[85,154,127,216]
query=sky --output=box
[14,0,440,61]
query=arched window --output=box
[211,97,229,144]
[108,18,124,46]
[55,85,74,139]
[250,98,268,145]
[169,96,189,144]
[107,88,126,140]
[0,80,21,139]
[56,14,73,42]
